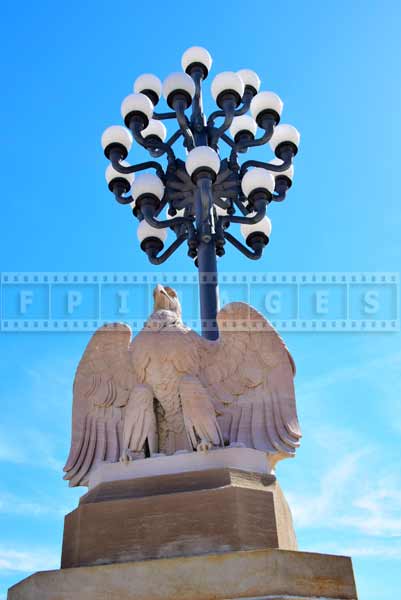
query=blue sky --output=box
[1,1,400,598]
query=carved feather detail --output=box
[63,324,133,487]
[199,302,301,456]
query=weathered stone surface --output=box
[88,447,274,489]
[8,548,358,600]
[81,464,277,503]
[61,468,297,568]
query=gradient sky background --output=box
[1,1,400,598]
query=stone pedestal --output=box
[8,450,358,599]
[8,548,357,600]
[62,467,297,568]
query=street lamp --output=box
[101,46,300,340]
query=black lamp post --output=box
[102,46,300,340]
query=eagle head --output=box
[153,285,182,318]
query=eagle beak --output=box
[155,284,168,298]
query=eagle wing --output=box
[63,323,135,487]
[200,302,301,459]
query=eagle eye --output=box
[165,286,176,297]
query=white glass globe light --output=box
[120,93,154,123]
[141,119,167,141]
[101,125,133,153]
[241,216,272,240]
[270,157,294,181]
[137,219,167,243]
[131,173,165,201]
[250,91,283,122]
[162,72,196,106]
[269,124,301,152]
[241,168,275,197]
[181,46,212,74]
[105,161,134,185]
[229,115,257,139]
[237,69,261,93]
[185,146,220,177]
[133,73,162,100]
[211,72,245,104]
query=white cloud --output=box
[288,449,368,528]
[288,438,401,538]
[0,440,24,464]
[0,492,69,518]
[286,432,401,566]
[286,346,401,553]
[307,539,401,560]
[23,360,75,398]
[0,426,63,472]
[342,481,401,537]
[297,350,401,429]
[0,547,58,573]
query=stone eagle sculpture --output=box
[64,284,301,487]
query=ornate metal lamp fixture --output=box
[101,46,300,340]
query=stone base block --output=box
[88,447,274,489]
[61,467,297,568]
[8,548,358,600]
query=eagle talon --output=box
[228,442,246,448]
[119,449,145,463]
[119,448,131,464]
[197,439,213,452]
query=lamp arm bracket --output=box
[167,180,194,192]
[171,196,194,210]
[240,157,293,177]
[271,189,288,202]
[232,196,249,216]
[220,133,236,148]
[224,231,262,260]
[174,101,195,150]
[168,191,193,203]
[214,197,231,209]
[166,129,183,147]
[225,204,266,225]
[132,128,176,163]
[174,167,194,185]
[215,166,237,185]
[113,191,134,205]
[142,206,193,229]
[207,93,252,127]
[210,104,235,146]
[153,111,177,120]
[214,181,241,194]
[154,195,169,217]
[231,124,274,158]
[148,235,187,265]
[111,158,165,179]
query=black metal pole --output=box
[186,69,219,340]
[194,177,219,340]
[197,239,219,340]
[190,68,208,147]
